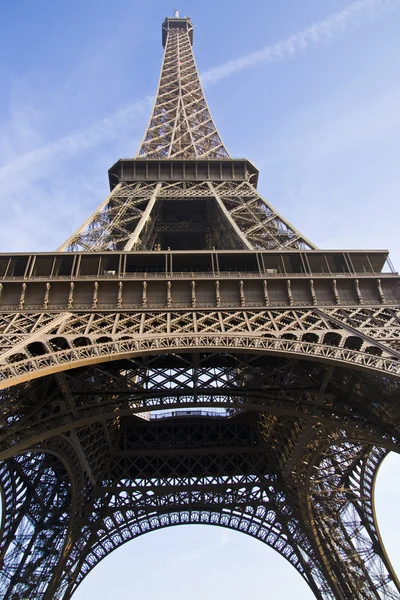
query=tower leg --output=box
[0,433,87,600]
[301,439,400,599]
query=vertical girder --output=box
[0,453,71,599]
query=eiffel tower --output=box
[1,12,400,600]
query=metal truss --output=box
[296,435,400,598]
[57,179,314,252]
[1,350,399,459]
[60,429,327,598]
[57,182,158,252]
[1,351,400,599]
[137,18,229,159]
[209,181,314,250]
[1,12,400,600]
[0,439,84,600]
[0,306,400,391]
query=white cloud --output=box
[166,528,231,570]
[201,0,399,85]
[0,97,152,184]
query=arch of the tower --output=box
[301,441,400,599]
[56,439,399,600]
[0,439,395,600]
[1,317,400,394]
[0,441,85,600]
[0,438,398,600]
[1,346,400,599]
[60,487,327,599]
[1,346,400,460]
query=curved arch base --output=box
[1,351,400,599]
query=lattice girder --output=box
[1,352,400,462]
[293,432,400,599]
[137,18,229,160]
[58,178,315,252]
[60,468,327,598]
[1,307,400,393]
[0,452,75,600]
[1,345,400,598]
[0,431,89,600]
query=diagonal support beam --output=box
[123,183,161,250]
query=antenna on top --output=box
[174,9,180,18]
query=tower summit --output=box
[1,14,400,600]
[162,12,194,47]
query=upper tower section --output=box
[137,13,229,160]
[162,12,194,47]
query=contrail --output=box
[201,0,399,85]
[0,0,398,180]
[0,97,153,181]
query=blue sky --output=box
[1,0,400,597]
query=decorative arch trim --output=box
[1,332,400,391]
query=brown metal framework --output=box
[1,13,400,600]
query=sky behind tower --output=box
[1,1,400,598]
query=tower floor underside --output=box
[1,346,400,599]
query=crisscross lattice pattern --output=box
[137,22,229,159]
[58,180,314,252]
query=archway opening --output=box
[374,452,400,580]
[71,525,315,600]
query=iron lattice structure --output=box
[1,13,400,600]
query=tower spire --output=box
[137,15,229,159]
